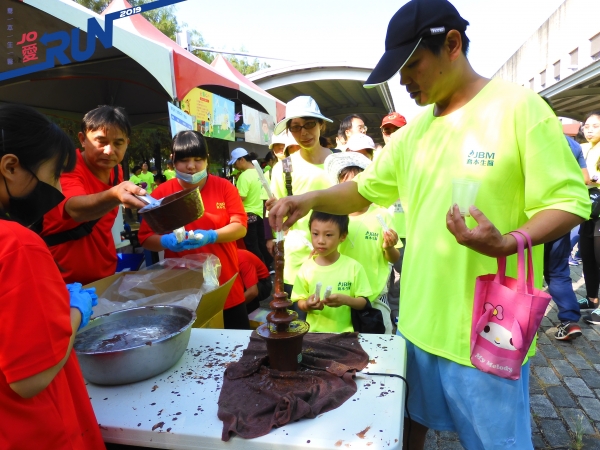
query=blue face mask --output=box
[175,168,207,184]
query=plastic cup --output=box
[452,179,480,217]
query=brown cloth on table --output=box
[217,331,369,441]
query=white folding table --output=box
[87,329,406,450]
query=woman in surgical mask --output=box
[138,130,251,330]
[0,104,105,449]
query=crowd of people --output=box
[267,1,591,449]
[1,0,599,449]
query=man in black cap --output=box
[270,0,590,448]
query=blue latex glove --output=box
[190,229,218,248]
[160,233,187,252]
[161,230,218,252]
[67,283,98,330]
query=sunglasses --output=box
[289,121,317,133]
[381,126,399,136]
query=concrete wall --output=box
[493,0,600,91]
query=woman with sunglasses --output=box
[268,96,333,298]
[0,104,105,449]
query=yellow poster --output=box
[181,88,213,136]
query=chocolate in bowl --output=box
[139,187,204,234]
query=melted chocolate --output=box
[256,236,309,371]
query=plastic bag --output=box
[92,255,221,317]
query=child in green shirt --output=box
[325,153,402,333]
[291,211,372,332]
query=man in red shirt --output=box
[41,106,147,285]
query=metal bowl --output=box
[74,305,196,385]
[139,187,204,234]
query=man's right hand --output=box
[268,193,313,232]
[114,181,149,210]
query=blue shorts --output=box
[399,331,532,450]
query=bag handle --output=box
[511,230,535,294]
[493,233,525,288]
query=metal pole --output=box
[189,46,295,62]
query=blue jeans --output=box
[544,233,580,323]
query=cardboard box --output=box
[248,307,271,330]
[84,270,237,329]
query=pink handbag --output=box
[470,230,551,380]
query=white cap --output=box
[324,152,372,185]
[228,147,248,165]
[284,131,299,150]
[269,132,287,149]
[346,133,375,152]
[274,96,332,135]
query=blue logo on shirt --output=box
[466,151,495,167]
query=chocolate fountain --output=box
[256,235,309,371]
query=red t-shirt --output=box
[237,249,270,290]
[0,221,105,450]
[42,151,122,285]
[137,176,247,310]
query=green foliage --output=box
[47,113,172,171]
[72,0,180,39]
[73,0,109,13]
[127,126,172,167]
[189,30,215,65]
[227,55,270,76]
[128,0,180,40]
[72,1,269,74]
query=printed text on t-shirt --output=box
[337,281,352,291]
[466,151,495,167]
[365,231,379,241]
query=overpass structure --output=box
[248,62,395,145]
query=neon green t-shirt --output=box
[260,169,271,201]
[129,174,141,185]
[291,254,373,333]
[236,169,264,218]
[388,200,406,239]
[339,205,399,300]
[164,169,176,180]
[271,151,332,284]
[137,171,155,194]
[356,79,590,366]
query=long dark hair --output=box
[172,130,209,164]
[0,104,76,179]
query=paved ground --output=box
[424,263,600,449]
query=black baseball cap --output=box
[364,0,469,88]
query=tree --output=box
[72,0,180,40]
[72,1,268,75]
[73,0,109,13]
[46,113,172,177]
[228,55,270,76]
[189,30,215,65]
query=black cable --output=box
[360,372,411,449]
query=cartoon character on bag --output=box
[478,302,520,351]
